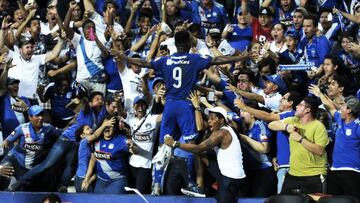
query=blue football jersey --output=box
[76,138,92,178]
[94,135,128,181]
[331,111,360,172]
[6,123,62,169]
[151,53,212,100]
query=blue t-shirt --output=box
[331,111,360,172]
[299,35,330,67]
[336,50,360,75]
[184,1,228,35]
[6,123,62,169]
[104,56,123,92]
[151,53,212,100]
[227,24,252,52]
[62,106,107,141]
[76,138,92,178]
[44,83,75,120]
[94,135,128,181]
[277,110,295,167]
[0,94,30,139]
[242,120,272,170]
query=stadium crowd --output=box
[0,0,359,202]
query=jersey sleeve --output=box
[196,55,213,71]
[118,135,129,152]
[256,122,271,142]
[150,57,164,73]
[6,125,23,143]
[264,94,281,110]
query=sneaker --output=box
[58,185,68,193]
[151,183,161,196]
[181,185,206,198]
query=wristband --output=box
[172,141,180,148]
[299,137,304,143]
[195,106,201,111]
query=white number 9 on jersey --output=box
[172,67,182,88]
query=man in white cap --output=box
[164,106,245,203]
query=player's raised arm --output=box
[210,51,256,65]
[111,49,153,68]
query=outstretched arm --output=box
[210,52,254,65]
[111,49,153,68]
[234,98,280,121]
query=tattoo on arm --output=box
[205,139,214,148]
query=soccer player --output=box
[113,30,252,145]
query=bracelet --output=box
[299,137,304,143]
[172,141,180,148]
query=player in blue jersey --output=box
[0,105,62,190]
[309,85,360,199]
[113,30,253,144]
[113,30,253,195]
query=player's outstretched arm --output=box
[111,49,153,68]
[210,51,255,65]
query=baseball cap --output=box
[6,77,20,86]
[285,29,298,39]
[263,74,287,92]
[295,7,308,16]
[209,28,221,39]
[128,52,141,58]
[259,7,273,17]
[28,105,44,116]
[345,95,360,114]
[19,37,35,47]
[237,8,243,16]
[133,95,147,105]
[152,77,165,89]
[208,106,229,123]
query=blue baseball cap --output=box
[152,77,165,89]
[263,74,287,92]
[133,95,147,105]
[28,105,44,116]
[285,29,298,39]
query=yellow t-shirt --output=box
[283,117,329,176]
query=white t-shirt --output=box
[269,41,287,54]
[71,32,104,81]
[125,112,158,169]
[8,50,46,98]
[90,12,123,46]
[160,38,211,56]
[119,66,147,112]
[252,88,282,112]
[40,22,59,36]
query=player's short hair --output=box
[174,31,191,48]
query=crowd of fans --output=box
[0,0,359,202]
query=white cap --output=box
[207,107,229,123]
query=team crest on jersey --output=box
[109,143,114,149]
[346,129,352,136]
[260,134,268,141]
[25,133,30,138]
[66,92,72,99]
[200,55,209,59]
[145,123,151,129]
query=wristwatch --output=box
[173,141,180,148]
[299,137,305,143]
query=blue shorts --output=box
[160,99,198,143]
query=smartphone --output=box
[207,91,215,102]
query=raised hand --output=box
[188,91,200,108]
[308,84,322,97]
[1,16,12,30]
